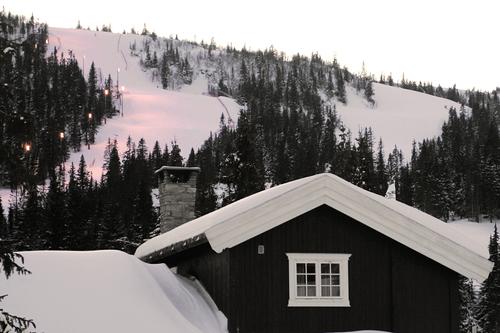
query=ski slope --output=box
[336,83,464,157]
[48,27,240,180]
[0,250,227,333]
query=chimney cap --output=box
[155,166,201,174]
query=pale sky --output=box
[3,0,499,91]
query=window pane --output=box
[297,274,306,285]
[321,275,330,286]
[331,263,340,273]
[321,286,331,297]
[321,263,330,273]
[332,275,340,285]
[306,263,315,273]
[306,274,316,285]
[307,286,316,296]
[297,286,306,297]
[297,263,305,273]
[332,286,340,297]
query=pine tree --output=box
[161,143,170,167]
[186,148,196,167]
[459,277,477,333]
[375,139,388,195]
[169,141,183,166]
[478,224,500,332]
[319,106,337,172]
[334,65,346,103]
[233,111,265,200]
[160,52,170,89]
[326,70,334,99]
[101,144,124,249]
[365,79,375,105]
[45,169,68,249]
[66,163,85,250]
[0,198,7,239]
[480,122,500,221]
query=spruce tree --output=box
[234,111,265,200]
[0,198,7,239]
[459,277,477,333]
[160,52,170,89]
[319,106,337,172]
[478,224,500,332]
[169,141,183,166]
[66,163,85,250]
[186,148,196,167]
[334,65,346,103]
[45,169,68,249]
[365,80,375,105]
[375,139,388,195]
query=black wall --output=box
[171,243,231,312]
[172,205,459,333]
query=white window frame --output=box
[286,253,351,307]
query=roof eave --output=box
[138,233,208,263]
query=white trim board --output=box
[135,173,493,282]
[287,253,351,307]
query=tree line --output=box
[0,137,195,254]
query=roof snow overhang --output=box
[135,173,493,282]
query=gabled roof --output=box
[135,173,493,282]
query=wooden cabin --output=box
[136,171,492,333]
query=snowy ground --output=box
[335,83,464,157]
[449,218,498,258]
[0,250,227,333]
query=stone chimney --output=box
[156,166,200,233]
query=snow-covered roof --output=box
[135,173,493,282]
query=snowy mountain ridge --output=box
[1,27,464,212]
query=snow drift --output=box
[0,250,227,333]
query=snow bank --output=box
[0,250,227,333]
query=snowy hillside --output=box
[47,27,463,175]
[48,27,241,179]
[0,27,465,211]
[336,83,464,156]
[0,250,227,333]
[450,219,498,258]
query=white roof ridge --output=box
[135,173,493,281]
[327,174,488,262]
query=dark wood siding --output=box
[227,205,460,333]
[166,243,231,313]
